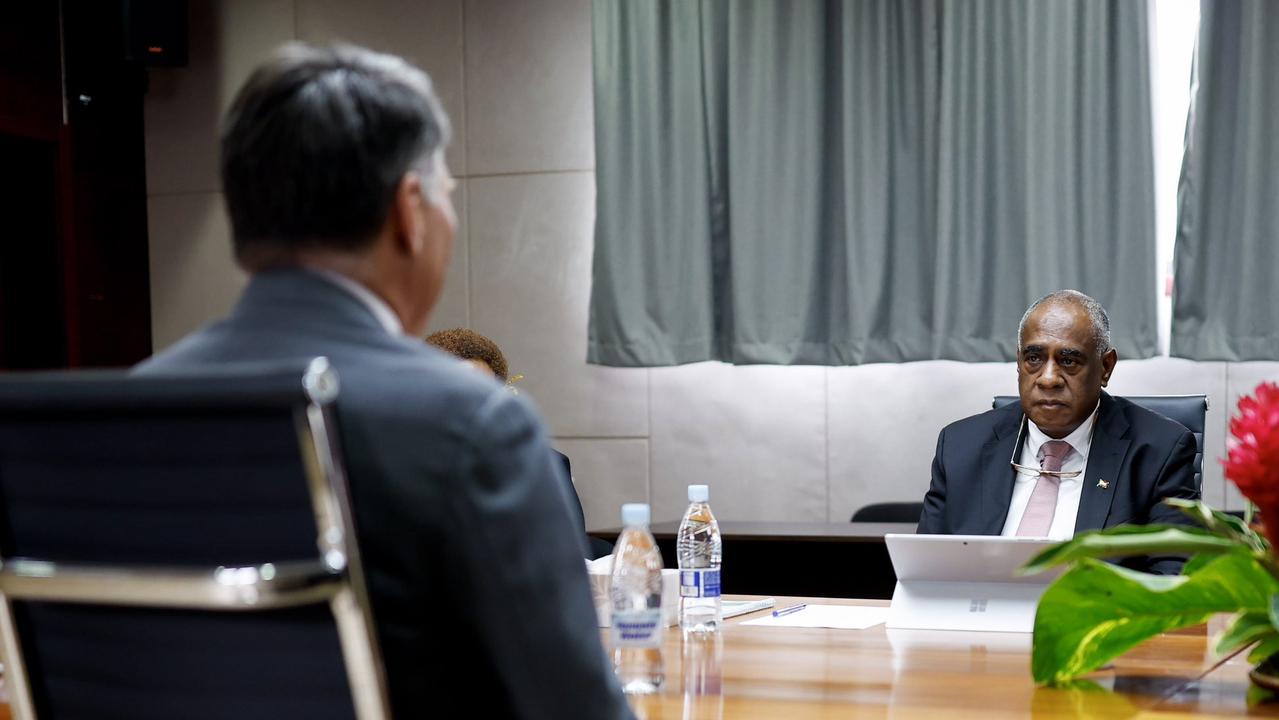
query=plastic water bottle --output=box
[677,484,722,633]
[610,503,664,694]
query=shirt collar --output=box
[1026,400,1100,463]
[306,268,404,336]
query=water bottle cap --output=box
[621,503,650,527]
[687,484,709,503]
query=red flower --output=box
[1224,382,1279,547]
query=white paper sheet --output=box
[740,604,889,630]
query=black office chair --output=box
[992,394,1209,492]
[0,358,389,720]
[850,502,925,524]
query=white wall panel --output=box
[464,0,594,174]
[426,182,470,332]
[828,361,1014,523]
[651,363,827,524]
[555,438,649,532]
[145,0,295,195]
[148,192,245,350]
[296,0,468,175]
[468,172,648,437]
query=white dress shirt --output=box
[307,268,403,336]
[1000,402,1099,540]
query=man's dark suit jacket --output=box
[137,269,632,719]
[918,392,1200,574]
[554,451,614,559]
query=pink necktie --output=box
[1016,440,1073,537]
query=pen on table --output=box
[773,603,807,617]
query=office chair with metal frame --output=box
[0,358,389,720]
[849,502,925,524]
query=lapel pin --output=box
[1097,479,1110,489]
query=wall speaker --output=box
[124,0,187,67]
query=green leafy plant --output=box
[1024,382,1279,687]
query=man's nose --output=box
[1037,360,1065,387]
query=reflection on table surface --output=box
[603,596,1279,719]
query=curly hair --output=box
[425,328,509,380]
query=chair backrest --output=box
[991,394,1208,491]
[0,358,388,720]
[850,502,925,524]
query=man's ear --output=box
[1100,348,1118,386]
[391,172,427,255]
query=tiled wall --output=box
[145,0,1269,530]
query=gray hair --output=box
[1017,290,1112,358]
[221,43,451,256]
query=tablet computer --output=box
[884,533,1061,633]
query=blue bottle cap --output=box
[621,503,650,527]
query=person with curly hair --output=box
[425,327,509,380]
[426,328,611,559]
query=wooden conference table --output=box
[606,596,1279,719]
[589,521,916,599]
[0,598,1269,717]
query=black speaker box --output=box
[123,0,187,67]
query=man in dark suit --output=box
[137,44,632,719]
[918,290,1199,574]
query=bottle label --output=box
[612,609,663,647]
[679,569,721,598]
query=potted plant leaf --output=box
[1023,382,1279,690]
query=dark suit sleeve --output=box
[553,450,591,557]
[918,428,948,534]
[1146,429,1200,524]
[555,451,614,559]
[450,390,632,719]
[1140,428,1201,575]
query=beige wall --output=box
[144,0,1265,530]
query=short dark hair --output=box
[220,43,450,258]
[425,328,510,381]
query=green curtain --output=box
[1171,0,1279,360]
[589,0,1159,366]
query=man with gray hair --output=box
[918,290,1199,574]
[138,44,632,718]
